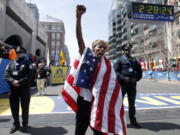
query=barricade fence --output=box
[143,71,180,81]
[0,58,11,94]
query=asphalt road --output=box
[0,79,180,135]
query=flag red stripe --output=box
[61,59,80,112]
[61,88,77,112]
[120,104,126,135]
[108,79,120,132]
[94,57,111,130]
[73,59,79,69]
[66,74,80,94]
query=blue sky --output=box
[26,0,113,64]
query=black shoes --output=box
[9,125,28,134]
[130,121,142,128]
[9,125,20,134]
[21,125,28,133]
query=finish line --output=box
[0,93,180,116]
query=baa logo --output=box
[56,69,63,74]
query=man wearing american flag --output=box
[61,5,126,135]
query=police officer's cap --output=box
[122,43,132,50]
[16,46,26,54]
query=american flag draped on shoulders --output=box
[61,47,126,135]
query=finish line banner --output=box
[51,66,68,84]
[0,58,11,95]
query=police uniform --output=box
[113,44,142,128]
[4,46,32,133]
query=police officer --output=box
[4,46,32,134]
[113,43,142,128]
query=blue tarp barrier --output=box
[143,71,180,81]
[0,58,11,94]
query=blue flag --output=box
[55,50,59,66]
[75,48,98,89]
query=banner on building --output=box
[0,58,11,95]
[51,66,68,84]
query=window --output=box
[52,25,56,30]
[123,12,126,17]
[56,41,60,48]
[113,22,116,26]
[51,41,55,49]
[57,26,61,31]
[51,50,55,55]
[123,28,127,33]
[117,26,121,31]
[113,28,116,32]
[56,33,60,39]
[117,19,121,24]
[117,14,121,18]
[152,43,158,49]
[51,33,55,40]
[44,25,47,29]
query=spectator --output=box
[36,62,47,95]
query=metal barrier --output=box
[143,71,180,81]
[0,58,11,94]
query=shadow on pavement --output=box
[42,94,59,96]
[0,118,11,122]
[0,92,9,98]
[127,122,180,131]
[27,126,68,135]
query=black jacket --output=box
[4,57,33,88]
[37,67,47,79]
[113,54,142,84]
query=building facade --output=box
[167,0,180,59]
[0,0,47,58]
[109,0,179,69]
[41,19,70,65]
[27,3,39,21]
[108,0,131,61]
[131,0,166,63]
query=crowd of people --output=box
[0,42,52,91]
[0,43,16,60]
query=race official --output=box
[113,44,142,128]
[4,46,32,134]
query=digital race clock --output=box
[131,2,174,22]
